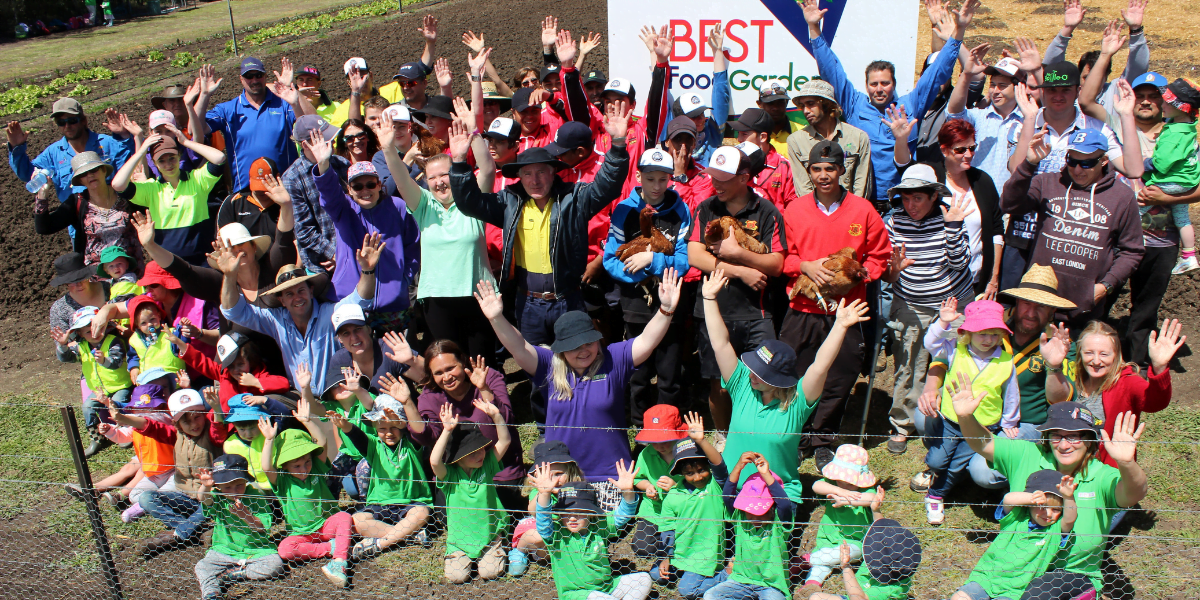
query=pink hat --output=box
[733,471,781,516]
[820,444,876,488]
[148,109,176,130]
[957,300,1011,335]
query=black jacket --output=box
[932,162,1003,296]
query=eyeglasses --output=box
[55,116,82,127]
[1049,433,1084,445]
[350,180,378,191]
[343,132,368,143]
[952,144,978,155]
[242,72,265,80]
[1066,156,1102,169]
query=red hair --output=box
[938,118,976,149]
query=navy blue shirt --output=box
[206,90,298,191]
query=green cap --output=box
[96,246,135,276]
[273,428,323,467]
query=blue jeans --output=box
[968,422,1043,489]
[923,414,999,498]
[141,490,205,540]
[330,453,370,501]
[703,580,786,600]
[650,563,729,600]
[83,387,131,428]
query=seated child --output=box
[809,518,923,600]
[632,404,689,558]
[58,306,134,457]
[650,411,730,600]
[509,440,590,576]
[194,454,286,600]
[798,445,884,596]
[315,361,375,501]
[921,298,1018,525]
[704,452,794,600]
[97,381,177,523]
[533,460,651,600]
[221,392,293,492]
[953,469,1078,600]
[126,294,186,381]
[169,331,291,414]
[430,399,513,583]
[1141,78,1200,275]
[259,398,354,587]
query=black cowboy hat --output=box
[500,147,569,179]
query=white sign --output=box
[606,0,920,116]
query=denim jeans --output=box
[922,414,1000,498]
[83,387,132,428]
[968,422,1043,489]
[650,563,729,600]
[330,453,370,501]
[141,490,206,540]
[703,580,786,600]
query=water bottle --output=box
[25,169,49,193]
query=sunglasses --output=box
[242,72,265,80]
[399,79,425,88]
[1066,156,1102,169]
[343,132,368,142]
[275,268,307,286]
[350,180,378,191]
[951,144,978,155]
[55,116,82,127]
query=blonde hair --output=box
[1074,321,1136,393]
[762,383,799,411]
[522,461,587,499]
[958,328,1009,350]
[549,349,603,401]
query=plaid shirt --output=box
[281,154,349,272]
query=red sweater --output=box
[178,343,292,414]
[1094,364,1171,467]
[782,192,891,314]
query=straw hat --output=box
[265,265,320,295]
[1000,264,1077,309]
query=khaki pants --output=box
[445,539,505,584]
[888,298,939,436]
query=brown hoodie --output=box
[1000,159,1144,320]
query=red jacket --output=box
[1094,364,1171,467]
[752,149,799,211]
[178,343,291,414]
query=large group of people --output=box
[6,0,1195,598]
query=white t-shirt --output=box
[947,182,984,282]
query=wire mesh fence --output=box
[2,401,1198,600]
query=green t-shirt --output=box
[813,481,872,549]
[204,493,277,560]
[410,188,496,299]
[968,506,1070,598]
[548,512,622,600]
[659,473,727,577]
[438,453,508,558]
[855,564,911,600]
[357,434,432,506]
[730,515,794,596]
[275,458,338,535]
[935,335,1077,425]
[990,437,1121,590]
[634,446,677,526]
[1144,120,1200,188]
[322,398,367,461]
[721,362,815,501]
[129,165,221,229]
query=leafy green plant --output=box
[170,52,202,68]
[147,50,165,62]
[0,67,115,117]
[243,0,393,46]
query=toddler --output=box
[97,245,142,334]
[58,306,133,457]
[315,362,374,501]
[798,445,885,596]
[632,404,689,558]
[705,452,794,600]
[97,383,177,522]
[1141,78,1200,274]
[221,392,287,492]
[127,294,185,381]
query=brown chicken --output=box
[788,247,870,311]
[616,205,674,260]
[703,217,768,254]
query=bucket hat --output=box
[820,444,876,488]
[740,340,799,389]
[549,311,603,353]
[958,300,1012,335]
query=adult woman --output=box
[703,269,868,502]
[959,393,1148,594]
[48,252,110,363]
[335,119,380,165]
[511,67,540,92]
[474,270,680,494]
[934,119,1004,298]
[330,306,426,391]
[408,340,526,511]
[34,152,141,268]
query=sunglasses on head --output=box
[951,144,978,155]
[55,116,82,127]
[275,268,307,286]
[1066,156,1102,169]
[351,180,378,191]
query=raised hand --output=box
[259,172,291,206]
[295,361,312,391]
[938,297,961,324]
[638,25,659,55]
[294,396,315,423]
[274,57,294,87]
[701,269,728,300]
[462,30,485,53]
[467,355,490,390]
[924,0,946,27]
[801,0,827,26]
[835,299,870,330]
[579,32,602,56]
[706,23,725,56]
[941,192,976,223]
[1100,19,1128,57]
[379,372,412,404]
[964,42,992,75]
[889,243,916,274]
[439,402,460,430]
[348,66,369,95]
[603,97,633,141]
[540,16,558,49]
[1013,38,1042,74]
[1039,322,1071,369]
[176,369,191,390]
[197,467,215,489]
[102,108,128,136]
[473,395,500,419]
[434,57,453,88]
[1062,0,1087,31]
[684,411,706,442]
[1122,0,1146,30]
[356,232,386,272]
[556,29,578,67]
[6,121,28,147]
[198,64,223,95]
[1112,78,1136,117]
[1026,126,1051,165]
[468,47,491,77]
[342,363,363,391]
[1101,411,1144,464]
[209,238,244,275]
[657,267,682,313]
[952,0,982,39]
[419,14,439,43]
[381,330,415,365]
[531,462,557,495]
[257,416,278,440]
[931,8,955,42]
[1057,475,1077,500]
[652,23,673,63]
[448,116,472,162]
[271,81,300,105]
[184,78,201,107]
[611,459,640,492]
[119,114,143,139]
[326,410,350,432]
[883,105,915,141]
[1147,318,1185,373]
[474,280,504,320]
[304,129,334,169]
[948,372,986,419]
[130,211,156,248]
[50,326,72,346]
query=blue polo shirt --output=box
[206,90,298,191]
[7,130,134,201]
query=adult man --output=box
[281,115,349,274]
[800,0,974,209]
[194,58,313,193]
[788,79,873,198]
[687,146,787,433]
[730,108,798,211]
[511,87,564,152]
[755,81,802,155]
[6,98,135,201]
[662,119,714,211]
[215,157,281,241]
[780,141,890,468]
[947,55,1025,191]
[378,14,440,110]
[1001,129,1145,329]
[1044,0,1149,117]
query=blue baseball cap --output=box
[393,61,430,81]
[1066,129,1109,155]
[224,393,272,423]
[240,57,266,76]
[1129,71,1165,90]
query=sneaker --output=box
[1172,255,1199,275]
[813,447,835,472]
[410,527,433,548]
[221,566,248,584]
[350,537,382,561]
[925,496,945,525]
[887,434,908,455]
[910,469,933,493]
[508,548,529,577]
[121,502,146,523]
[321,559,349,587]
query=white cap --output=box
[168,389,206,421]
[638,148,674,174]
[985,56,1021,78]
[735,141,762,161]
[383,104,411,122]
[703,146,743,182]
[677,93,708,117]
[343,57,369,76]
[332,303,367,333]
[484,117,520,141]
[604,78,633,98]
[148,110,176,130]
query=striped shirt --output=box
[885,210,973,307]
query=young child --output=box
[953,469,1078,600]
[808,519,923,600]
[258,398,354,587]
[59,306,134,457]
[706,452,794,600]
[798,445,885,596]
[1141,78,1200,274]
[97,246,143,334]
[509,440,590,576]
[220,392,293,492]
[127,294,186,382]
[194,454,286,600]
[632,404,689,559]
[430,398,513,583]
[168,331,291,414]
[97,383,177,523]
[920,298,1019,524]
[314,361,375,501]
[651,412,729,599]
[532,460,651,600]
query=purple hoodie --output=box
[312,166,420,313]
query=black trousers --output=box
[421,296,498,369]
[779,309,866,450]
[626,319,685,426]
[1125,245,1177,366]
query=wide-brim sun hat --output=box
[550,311,603,354]
[265,265,320,295]
[50,252,96,287]
[1000,264,1077,309]
[273,428,323,466]
[863,518,922,584]
[500,147,569,179]
[820,444,876,488]
[887,163,952,204]
[957,299,1012,335]
[95,246,134,276]
[740,340,799,389]
[445,422,494,464]
[218,223,271,259]
[70,151,113,186]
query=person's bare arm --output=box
[475,281,539,374]
[1079,21,1123,121]
[700,271,740,382]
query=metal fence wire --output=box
[1,403,1197,600]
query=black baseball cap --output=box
[544,122,594,156]
[540,64,562,82]
[1035,61,1081,88]
[1025,469,1066,497]
[554,481,603,514]
[583,70,607,85]
[394,61,430,81]
[211,454,251,485]
[728,108,773,133]
[512,87,538,113]
[667,117,698,140]
[1036,401,1102,435]
[809,140,846,167]
[549,311,603,353]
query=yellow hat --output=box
[1000,264,1077,309]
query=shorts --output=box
[955,581,995,600]
[696,317,776,379]
[361,503,426,525]
[512,516,537,547]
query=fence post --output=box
[226,0,239,56]
[60,406,124,600]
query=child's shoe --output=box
[350,537,382,561]
[321,559,349,587]
[409,527,433,548]
[507,548,529,576]
[222,565,248,584]
[925,495,945,525]
[1172,255,1199,275]
[121,502,146,523]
